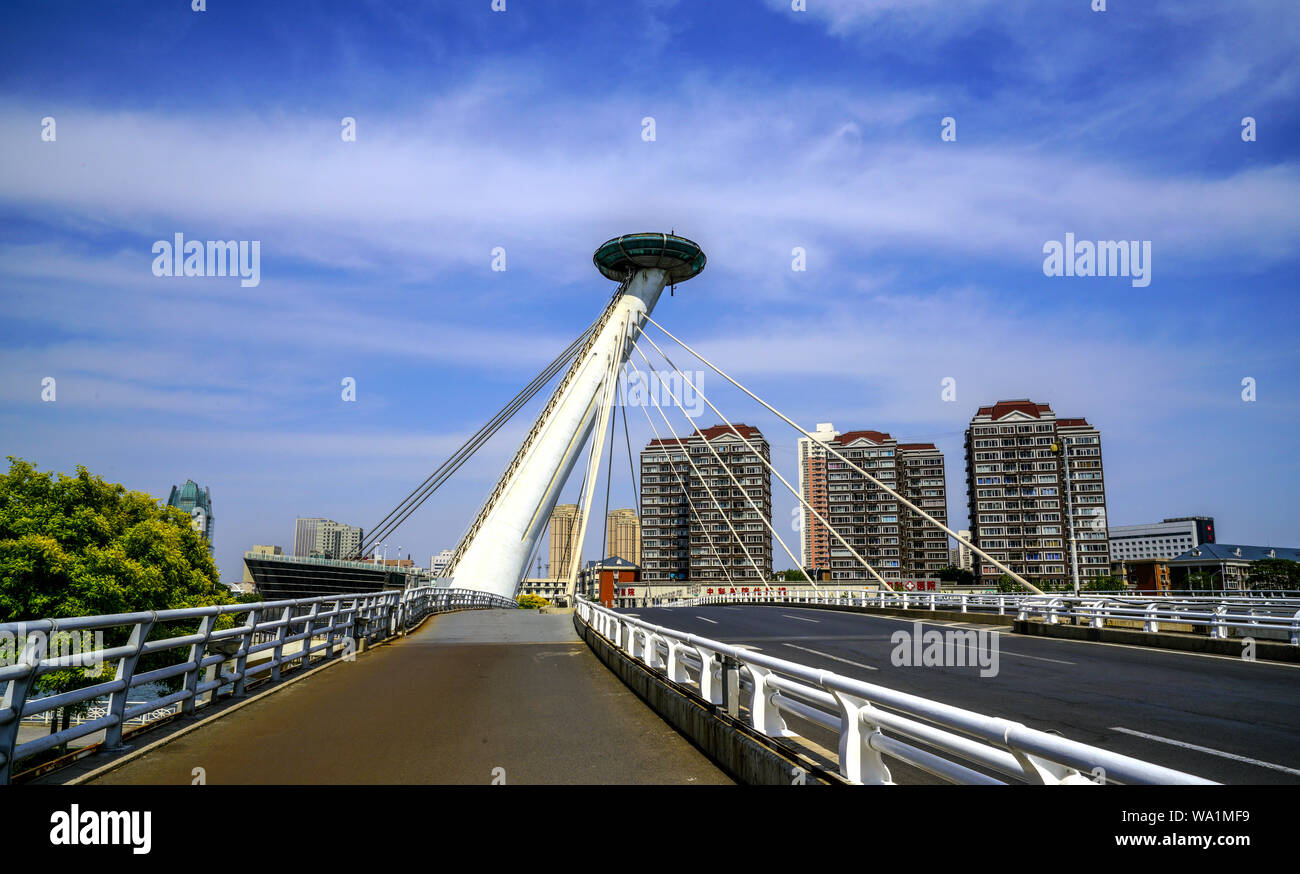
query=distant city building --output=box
[518,577,569,602]
[797,423,839,568]
[1109,517,1215,563]
[548,504,579,580]
[1122,558,1172,594]
[293,517,363,560]
[1168,543,1300,590]
[430,549,455,577]
[641,424,772,584]
[244,551,424,601]
[965,400,1110,587]
[294,518,323,557]
[953,530,973,572]
[167,480,214,551]
[576,557,641,606]
[242,544,284,585]
[605,509,641,565]
[796,424,949,582]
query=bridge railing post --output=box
[232,607,258,697]
[0,625,51,785]
[181,613,216,716]
[694,644,721,705]
[105,617,155,750]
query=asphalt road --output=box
[619,604,1300,785]
[82,611,731,785]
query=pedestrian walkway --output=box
[63,610,731,785]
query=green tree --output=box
[0,457,236,754]
[1083,575,1126,592]
[0,457,231,621]
[937,565,976,587]
[776,569,808,582]
[1246,558,1300,590]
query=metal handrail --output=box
[660,590,1300,643]
[0,586,516,783]
[574,599,1215,785]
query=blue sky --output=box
[1,0,1297,583]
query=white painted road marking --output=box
[695,616,719,624]
[782,614,820,623]
[995,649,1075,666]
[783,643,877,671]
[1110,726,1300,777]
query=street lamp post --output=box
[1051,441,1082,596]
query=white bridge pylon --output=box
[444,232,1042,600]
[445,234,706,600]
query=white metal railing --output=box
[574,599,1215,785]
[20,700,177,727]
[660,589,1300,643]
[0,586,515,783]
[1014,596,1300,644]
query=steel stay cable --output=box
[630,341,803,591]
[622,360,736,590]
[639,313,1044,596]
[635,328,892,590]
[624,353,770,589]
[355,321,597,557]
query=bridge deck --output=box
[72,610,731,785]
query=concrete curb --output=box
[573,613,845,786]
[1012,620,1300,662]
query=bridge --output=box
[3,233,1299,787]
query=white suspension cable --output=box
[636,329,892,591]
[624,355,772,590]
[623,363,737,591]
[631,342,808,591]
[639,313,1044,596]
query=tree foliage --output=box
[0,457,232,622]
[0,458,239,758]
[1246,558,1300,590]
[516,593,549,609]
[937,565,976,586]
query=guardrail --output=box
[668,590,1300,643]
[1015,596,1300,644]
[0,586,515,783]
[575,599,1214,785]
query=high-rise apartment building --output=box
[293,517,363,560]
[548,504,579,579]
[641,424,773,583]
[954,530,974,572]
[964,400,1110,587]
[605,509,641,565]
[797,423,838,568]
[796,425,949,581]
[167,480,214,551]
